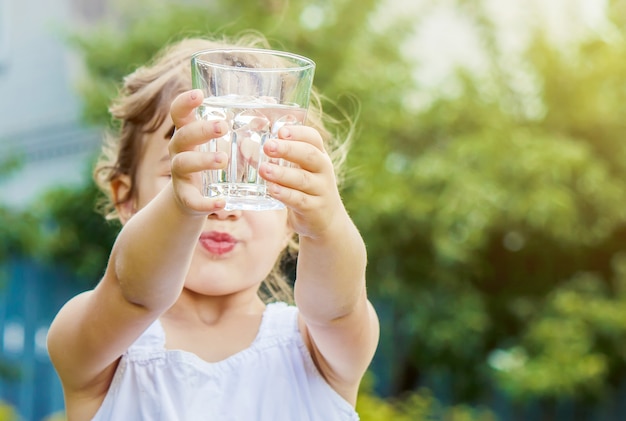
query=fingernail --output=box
[190,89,199,100]
[213,121,224,135]
[279,127,291,138]
[267,140,278,152]
[214,152,224,163]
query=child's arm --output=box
[47,90,227,403]
[260,126,380,404]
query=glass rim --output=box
[191,48,315,72]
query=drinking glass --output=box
[191,48,316,211]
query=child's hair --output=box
[93,33,351,303]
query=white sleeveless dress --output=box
[91,302,360,420]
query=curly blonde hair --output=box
[94,34,351,303]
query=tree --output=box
[353,0,626,407]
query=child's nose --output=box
[208,208,242,220]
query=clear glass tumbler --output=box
[191,48,316,211]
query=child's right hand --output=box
[168,89,229,216]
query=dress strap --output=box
[128,320,167,351]
[258,302,300,339]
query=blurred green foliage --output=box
[4,0,626,416]
[0,166,118,286]
[37,178,120,283]
[357,374,496,420]
[0,402,18,421]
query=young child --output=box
[47,35,379,420]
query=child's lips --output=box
[199,231,237,255]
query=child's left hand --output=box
[259,126,344,240]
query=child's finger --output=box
[169,119,228,153]
[175,183,226,213]
[277,125,325,151]
[171,151,228,176]
[260,163,323,197]
[267,182,320,214]
[170,89,204,130]
[263,138,329,174]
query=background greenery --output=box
[3,0,626,418]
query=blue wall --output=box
[0,258,83,421]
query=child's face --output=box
[129,116,292,297]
